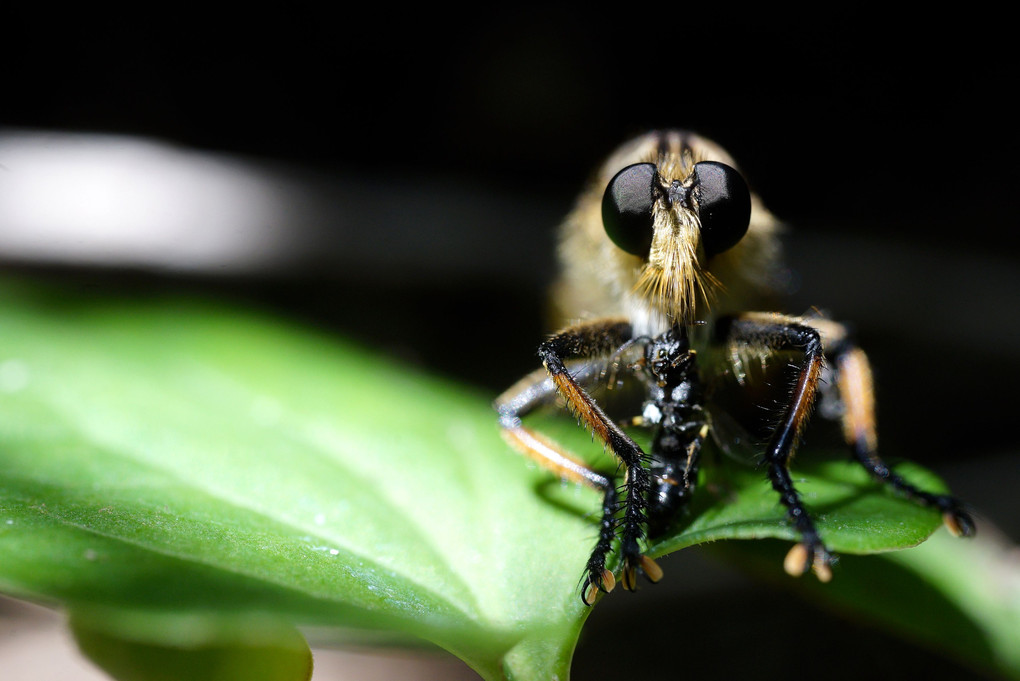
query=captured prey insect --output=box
[495,130,975,606]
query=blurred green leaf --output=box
[713,529,1020,679]
[70,611,313,681]
[0,276,986,680]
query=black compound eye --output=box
[601,162,658,256]
[691,161,751,257]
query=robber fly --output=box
[495,130,975,606]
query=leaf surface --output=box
[0,277,955,679]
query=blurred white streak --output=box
[0,130,298,272]
[0,129,561,285]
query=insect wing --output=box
[705,405,760,467]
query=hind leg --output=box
[829,340,975,537]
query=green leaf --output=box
[712,529,1020,679]
[881,530,1020,675]
[0,275,970,679]
[70,611,313,681]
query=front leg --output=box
[718,313,833,581]
[497,318,660,603]
[536,319,662,596]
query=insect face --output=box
[553,131,782,338]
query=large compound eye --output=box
[691,161,751,257]
[601,162,658,256]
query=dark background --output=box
[3,8,1016,680]
[6,9,1013,231]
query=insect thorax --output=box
[636,326,708,537]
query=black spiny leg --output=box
[527,318,659,600]
[495,371,619,602]
[720,314,833,581]
[582,483,620,605]
[495,318,658,604]
[832,344,976,537]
